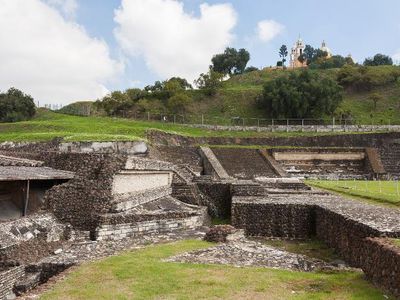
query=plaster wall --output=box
[112,171,172,195]
[273,152,365,161]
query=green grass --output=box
[0,109,376,143]
[41,240,392,300]
[306,180,400,206]
[211,217,231,225]
[391,239,400,247]
[261,238,340,263]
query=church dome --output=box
[320,40,332,57]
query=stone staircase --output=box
[210,148,279,180]
[380,144,400,179]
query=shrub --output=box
[337,65,400,91]
[0,88,36,122]
[260,70,343,118]
[167,93,192,114]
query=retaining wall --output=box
[41,153,126,231]
[314,206,386,267]
[232,200,315,238]
[186,124,400,133]
[196,182,232,218]
[148,130,400,148]
[0,266,25,300]
[360,238,400,298]
[95,214,205,241]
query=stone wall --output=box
[95,214,205,241]
[360,238,400,298]
[184,123,400,133]
[148,130,400,148]
[0,266,25,300]
[0,213,71,265]
[59,141,148,155]
[232,200,315,238]
[41,153,126,231]
[112,171,172,194]
[196,182,232,218]
[314,206,386,267]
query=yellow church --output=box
[289,38,332,68]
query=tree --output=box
[301,45,329,66]
[364,54,393,66]
[136,98,165,113]
[167,93,192,114]
[125,88,146,103]
[279,45,288,66]
[309,55,349,69]
[164,77,192,97]
[244,66,259,73]
[0,88,36,122]
[211,47,250,76]
[96,91,131,116]
[194,69,224,96]
[260,70,343,118]
[370,93,383,110]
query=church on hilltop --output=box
[289,37,332,68]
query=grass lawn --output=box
[0,110,375,143]
[391,239,400,248]
[306,180,400,206]
[41,240,392,300]
[261,238,340,263]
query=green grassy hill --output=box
[189,66,400,123]
[59,66,400,124]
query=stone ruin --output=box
[0,132,399,299]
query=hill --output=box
[58,66,400,125]
[198,66,400,123]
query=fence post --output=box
[301,119,304,132]
[286,119,289,132]
[201,114,204,125]
[332,117,335,132]
[173,115,176,124]
[242,118,245,127]
[257,119,260,128]
[147,112,150,121]
[271,119,274,132]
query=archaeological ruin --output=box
[0,131,399,299]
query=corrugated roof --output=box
[0,166,74,181]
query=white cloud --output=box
[45,0,78,19]
[0,0,121,105]
[257,19,284,42]
[114,0,237,83]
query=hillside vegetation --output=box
[63,65,400,124]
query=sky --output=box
[0,0,399,105]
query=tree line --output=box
[2,44,399,123]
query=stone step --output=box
[14,271,41,295]
[110,186,172,213]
